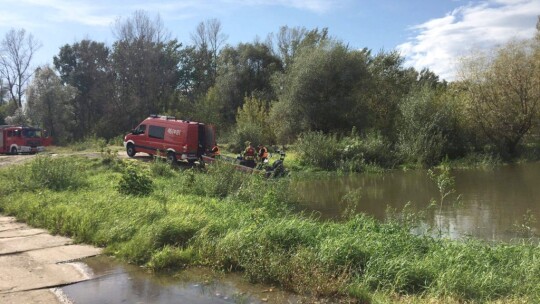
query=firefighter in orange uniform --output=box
[211,144,220,158]
[257,144,269,163]
[243,141,256,168]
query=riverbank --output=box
[0,154,539,303]
[0,216,101,304]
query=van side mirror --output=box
[131,129,136,134]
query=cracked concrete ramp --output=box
[0,216,102,303]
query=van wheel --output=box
[166,152,177,165]
[126,144,136,157]
[10,147,17,155]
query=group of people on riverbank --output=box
[243,141,268,163]
[210,141,269,169]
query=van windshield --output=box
[22,129,42,138]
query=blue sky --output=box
[0,0,538,80]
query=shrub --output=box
[25,155,86,191]
[150,157,175,177]
[176,163,246,198]
[296,130,395,172]
[229,96,276,152]
[296,131,342,170]
[116,164,153,196]
[397,87,464,166]
[341,130,396,168]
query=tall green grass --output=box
[0,156,538,303]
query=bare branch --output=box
[0,28,41,108]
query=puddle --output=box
[61,256,308,304]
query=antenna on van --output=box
[166,116,176,120]
[150,114,159,118]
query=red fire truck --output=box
[123,115,216,163]
[0,125,50,154]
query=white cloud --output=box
[397,0,540,81]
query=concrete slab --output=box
[0,222,27,232]
[27,245,101,264]
[0,215,102,303]
[0,289,61,304]
[0,261,85,292]
[0,228,47,239]
[0,233,73,255]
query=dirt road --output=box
[0,216,101,303]
[0,154,37,168]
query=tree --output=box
[397,86,462,166]
[0,28,41,108]
[232,96,275,149]
[270,42,370,142]
[460,38,540,156]
[110,10,181,135]
[26,66,76,143]
[365,51,417,140]
[53,40,112,138]
[195,42,282,129]
[188,19,228,98]
[267,26,329,69]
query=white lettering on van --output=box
[168,128,181,136]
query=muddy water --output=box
[293,162,540,242]
[61,256,304,304]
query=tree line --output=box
[1,11,539,165]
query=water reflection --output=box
[293,162,540,242]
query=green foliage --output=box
[116,164,154,196]
[397,86,463,166]
[428,162,456,210]
[460,38,540,157]
[25,66,77,144]
[69,135,107,151]
[100,147,122,169]
[270,42,371,142]
[365,51,417,139]
[53,40,111,139]
[23,155,86,191]
[150,157,175,178]
[148,246,198,271]
[296,131,341,170]
[295,130,394,172]
[182,163,245,198]
[230,96,276,151]
[341,129,396,169]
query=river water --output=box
[61,162,539,303]
[293,162,540,242]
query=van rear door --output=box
[196,124,215,157]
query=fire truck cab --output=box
[123,115,216,163]
[0,125,48,154]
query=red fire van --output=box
[123,115,216,163]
